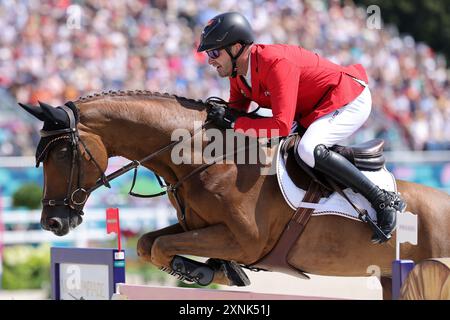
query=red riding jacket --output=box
[229,44,368,137]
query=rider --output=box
[198,12,406,243]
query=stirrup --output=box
[360,212,391,243]
[371,228,394,244]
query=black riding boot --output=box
[312,144,406,243]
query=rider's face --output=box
[207,43,244,78]
[207,48,231,77]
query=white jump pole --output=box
[392,211,417,300]
[112,284,339,300]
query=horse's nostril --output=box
[48,217,63,231]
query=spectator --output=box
[0,0,449,155]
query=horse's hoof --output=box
[206,259,251,287]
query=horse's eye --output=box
[55,147,70,160]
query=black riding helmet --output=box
[198,12,254,77]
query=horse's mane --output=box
[74,90,208,109]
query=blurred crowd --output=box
[0,0,449,156]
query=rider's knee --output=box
[297,140,317,168]
[313,144,330,162]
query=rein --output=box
[87,118,213,221]
[39,101,240,221]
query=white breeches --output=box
[297,84,372,168]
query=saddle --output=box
[246,136,387,279]
[282,135,385,193]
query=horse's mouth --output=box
[52,226,70,237]
[42,216,71,236]
[41,210,83,236]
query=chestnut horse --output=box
[20,91,450,299]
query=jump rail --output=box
[112,284,339,300]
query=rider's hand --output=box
[207,104,237,129]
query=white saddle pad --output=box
[275,139,397,223]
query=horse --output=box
[19,90,450,299]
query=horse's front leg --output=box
[137,223,185,262]
[150,224,251,287]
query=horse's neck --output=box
[78,97,206,185]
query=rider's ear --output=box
[38,101,70,127]
[232,43,242,55]
[18,103,46,121]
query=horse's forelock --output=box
[35,102,79,167]
[35,135,72,167]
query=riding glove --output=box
[207,104,237,129]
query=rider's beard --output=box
[215,62,232,78]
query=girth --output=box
[244,135,389,276]
[247,180,322,278]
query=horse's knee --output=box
[137,233,157,262]
[150,236,171,267]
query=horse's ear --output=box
[18,103,46,121]
[39,101,70,127]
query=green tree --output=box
[12,183,42,209]
[2,244,51,290]
[354,0,450,61]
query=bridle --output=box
[39,104,110,214]
[39,98,265,221]
[38,102,213,220]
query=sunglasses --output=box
[206,49,221,59]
